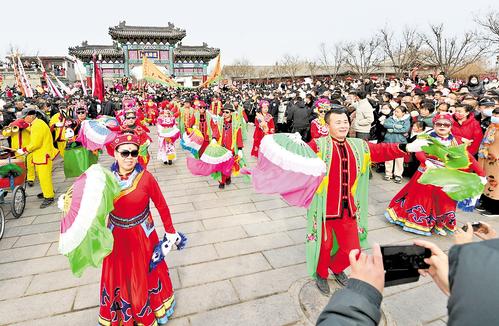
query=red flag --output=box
[92,56,104,102]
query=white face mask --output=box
[381,108,391,115]
[491,116,499,124]
[483,108,494,117]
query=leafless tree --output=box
[280,54,301,81]
[419,24,489,76]
[318,42,345,79]
[222,58,255,83]
[379,27,423,78]
[475,10,499,50]
[305,58,320,78]
[343,38,383,78]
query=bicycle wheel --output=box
[11,186,26,218]
[0,207,5,240]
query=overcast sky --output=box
[1,0,497,68]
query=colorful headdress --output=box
[314,98,332,112]
[112,133,140,149]
[259,100,269,108]
[432,112,453,124]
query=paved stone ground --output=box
[1,125,498,326]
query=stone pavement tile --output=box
[423,319,447,325]
[187,226,248,247]
[370,189,395,203]
[170,202,195,214]
[172,208,232,224]
[0,255,68,281]
[383,282,448,326]
[369,214,393,230]
[0,288,76,325]
[0,275,32,300]
[250,193,281,202]
[12,231,59,248]
[215,233,294,258]
[228,202,257,215]
[369,203,388,216]
[21,204,61,217]
[178,253,271,287]
[168,244,219,268]
[264,206,306,220]
[8,221,60,237]
[46,242,59,256]
[185,185,219,196]
[189,293,301,326]
[169,180,211,190]
[263,244,306,268]
[74,282,99,310]
[203,212,270,230]
[174,280,239,317]
[169,193,219,206]
[0,243,50,264]
[32,213,61,224]
[243,216,305,236]
[166,317,190,326]
[5,216,35,228]
[287,228,306,244]
[0,236,18,250]
[9,307,99,326]
[26,267,100,295]
[216,188,253,199]
[194,196,252,210]
[231,263,307,301]
[367,226,420,247]
[253,198,289,211]
[175,221,205,234]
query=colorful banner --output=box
[92,56,104,101]
[16,56,34,97]
[11,56,25,96]
[38,58,63,98]
[142,56,182,88]
[200,54,222,88]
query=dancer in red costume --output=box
[193,100,220,156]
[306,107,428,294]
[385,113,485,236]
[310,99,331,139]
[99,133,185,326]
[218,103,244,189]
[251,100,275,157]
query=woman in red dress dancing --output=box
[385,113,485,236]
[251,100,275,157]
[99,133,184,326]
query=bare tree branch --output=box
[280,54,301,81]
[475,10,499,48]
[343,38,382,78]
[318,42,345,79]
[379,27,423,78]
[420,24,489,76]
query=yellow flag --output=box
[142,56,181,88]
[200,54,221,88]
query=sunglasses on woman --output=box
[126,116,136,120]
[118,150,139,158]
[318,110,326,113]
[76,111,86,114]
[434,122,451,128]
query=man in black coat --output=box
[286,95,312,141]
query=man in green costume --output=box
[307,107,428,294]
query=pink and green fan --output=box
[58,164,120,277]
[250,133,326,208]
[187,141,234,176]
[76,120,117,151]
[180,128,204,157]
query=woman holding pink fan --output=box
[251,99,275,157]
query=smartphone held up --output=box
[381,244,431,287]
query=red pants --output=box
[316,210,360,278]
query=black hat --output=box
[479,98,495,107]
[223,103,235,112]
[21,108,37,117]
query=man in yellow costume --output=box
[49,102,68,158]
[17,109,58,208]
[2,119,35,187]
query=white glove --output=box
[55,122,64,128]
[406,138,430,152]
[210,138,217,145]
[160,232,178,257]
[480,176,488,185]
[379,116,386,124]
[238,151,243,158]
[424,160,438,170]
[16,148,25,155]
